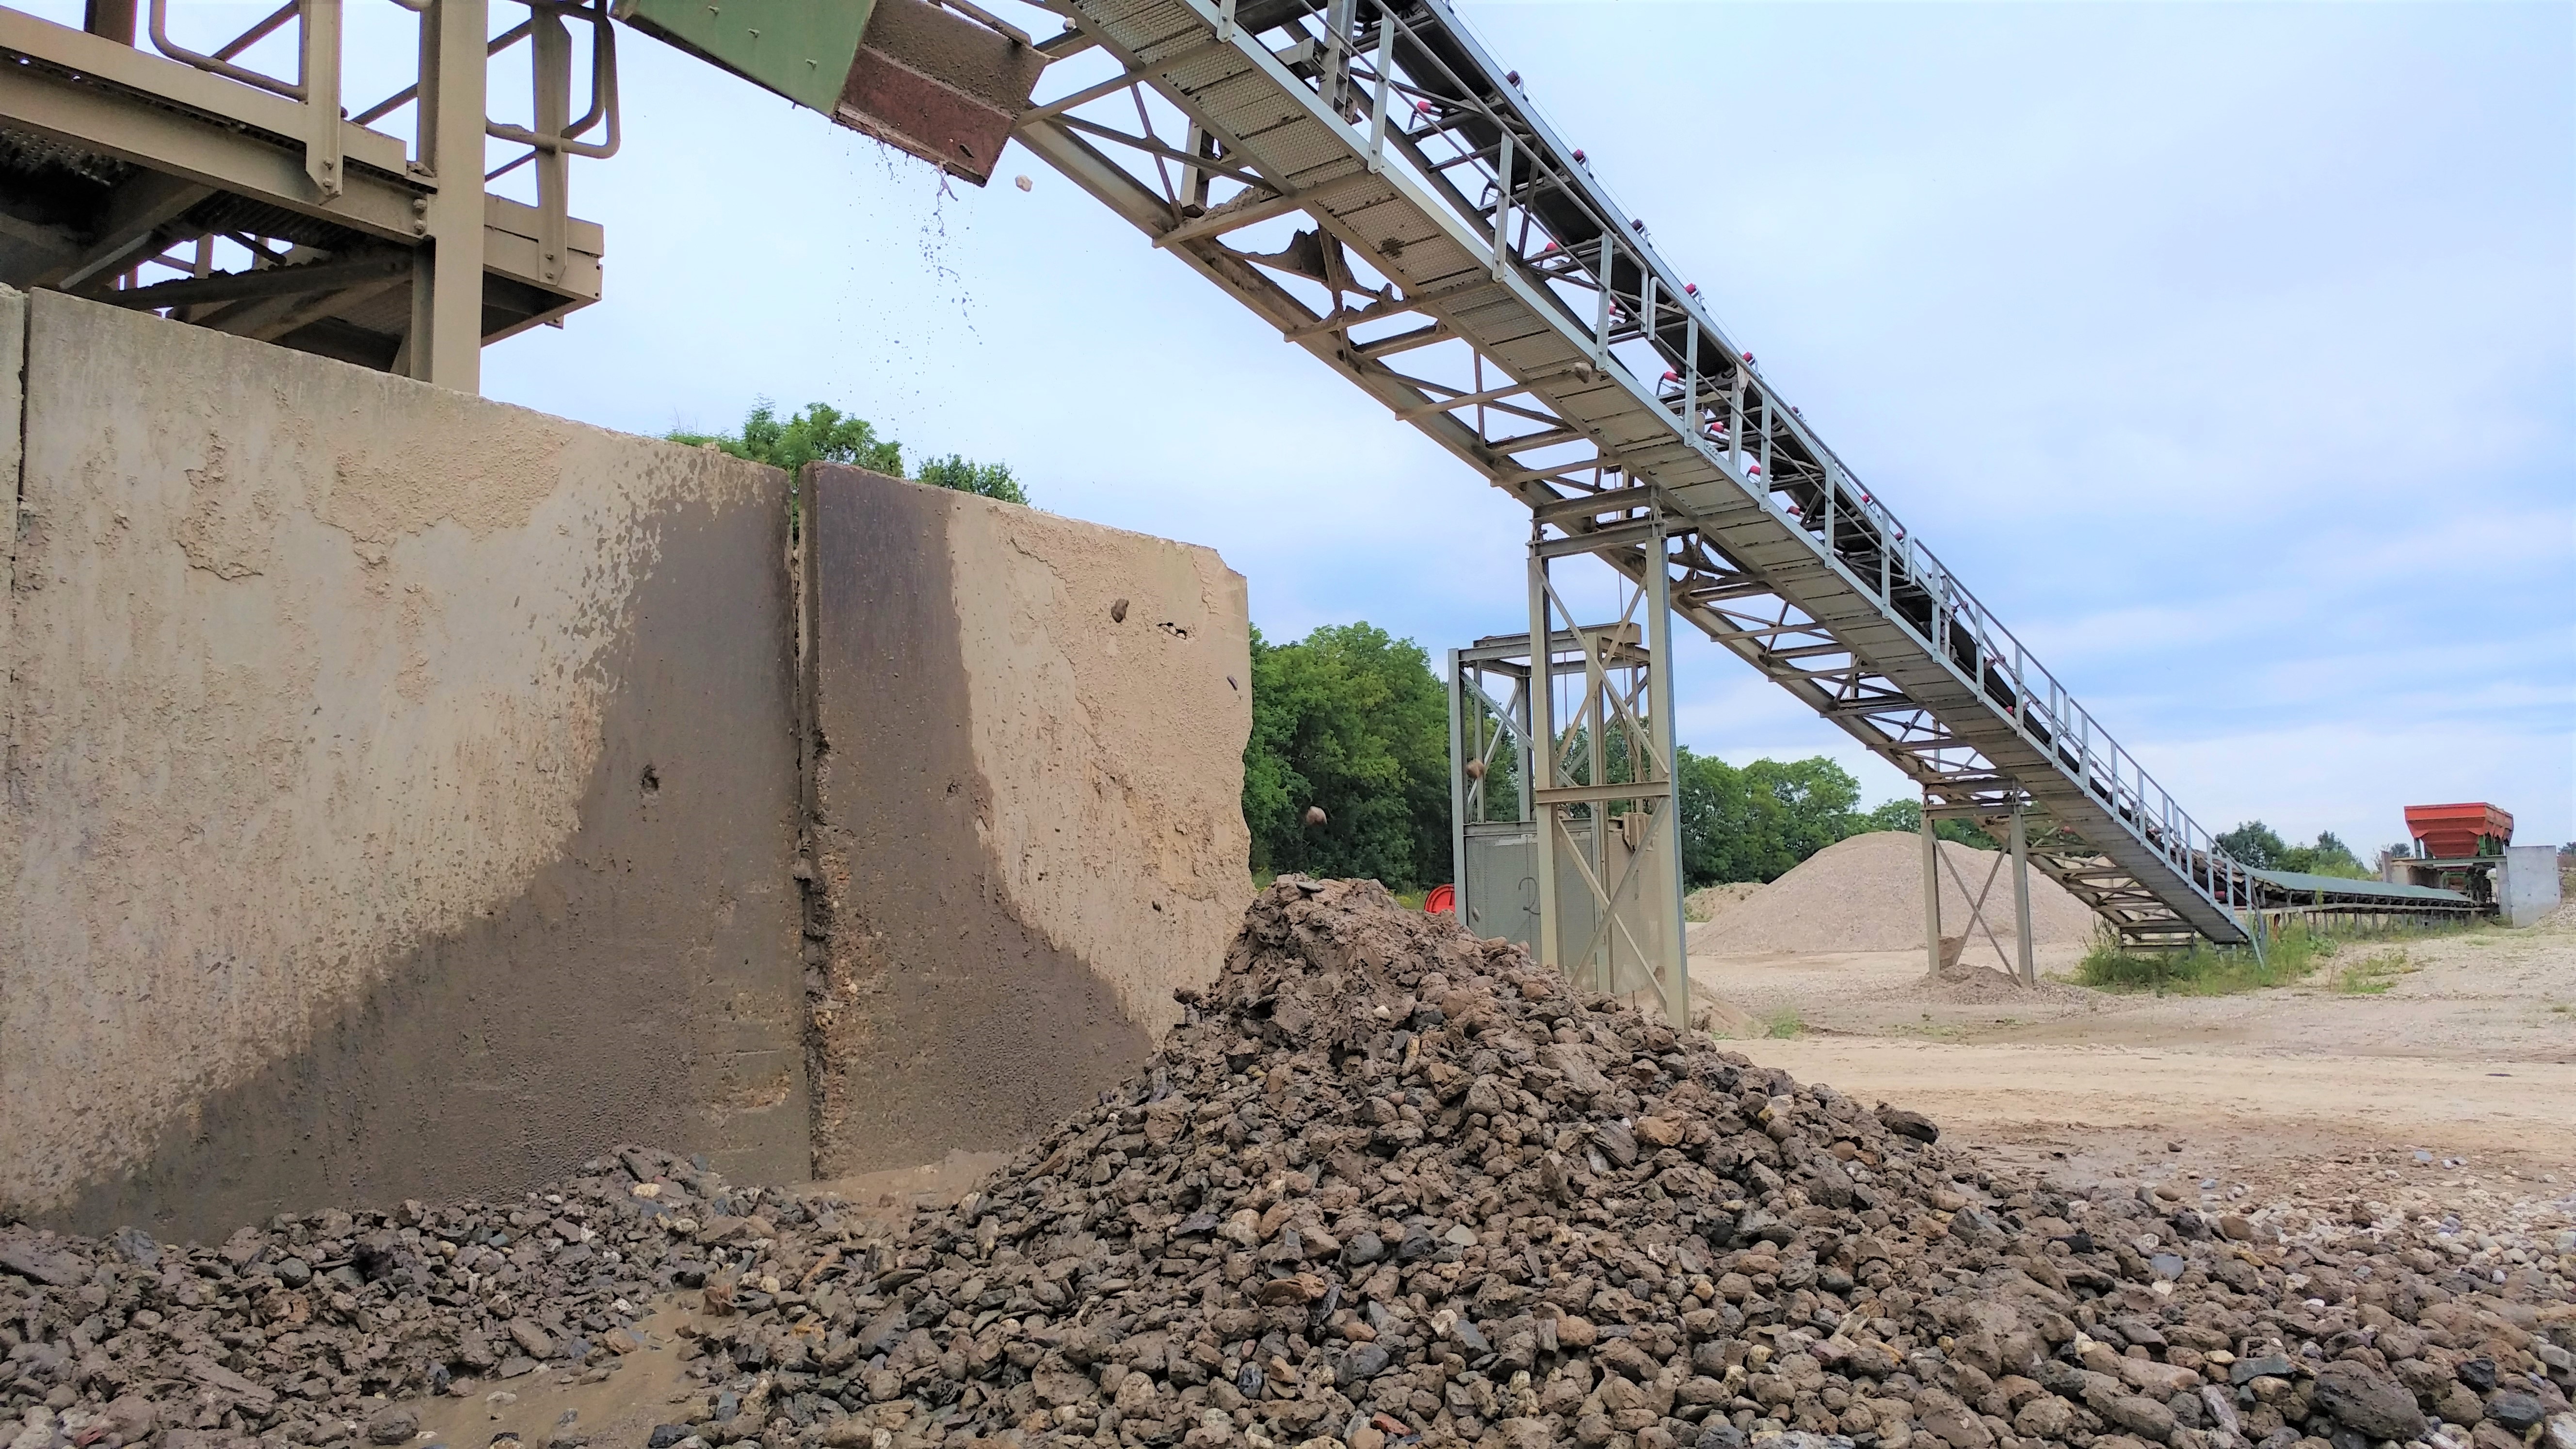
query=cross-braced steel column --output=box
[2010,798,2037,985]
[1526,525,1560,977]
[1517,526,1687,1025]
[1921,791,1942,978]
[1642,518,1688,1028]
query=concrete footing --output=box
[2499,844,2563,928]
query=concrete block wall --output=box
[799,464,1252,1175]
[2499,844,2562,928]
[0,292,1254,1243]
[0,289,809,1241]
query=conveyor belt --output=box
[1002,0,2391,946]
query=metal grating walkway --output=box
[1011,0,2419,946]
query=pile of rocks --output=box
[6,879,2573,1449]
[651,881,2573,1449]
[0,1143,809,1449]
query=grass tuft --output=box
[2076,917,2475,997]
[2076,933,2324,996]
[1763,1007,1804,1039]
[2334,949,2414,995]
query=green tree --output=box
[914,453,1029,505]
[670,401,904,478]
[1243,622,1450,890]
[1675,750,1870,885]
[1855,797,2001,851]
[2217,821,2288,869]
[1675,750,1751,885]
[669,401,1029,505]
[1746,757,1863,867]
[2279,829,2368,878]
[2214,821,2367,877]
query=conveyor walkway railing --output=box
[1005,0,2288,946]
[600,0,2467,944]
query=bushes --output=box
[2215,821,2370,878]
[669,401,1027,505]
[1242,623,1451,892]
[2074,931,2329,995]
[1243,621,2038,893]
[1678,752,1865,885]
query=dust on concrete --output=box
[800,466,1156,1178]
[1,292,802,1225]
[319,389,571,549]
[41,483,808,1243]
[949,490,1253,1039]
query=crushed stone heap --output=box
[659,880,2572,1449]
[5,879,2574,1449]
[0,1144,713,1449]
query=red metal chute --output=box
[2403,803,2512,860]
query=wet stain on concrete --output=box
[801,464,1150,1174]
[45,492,808,1244]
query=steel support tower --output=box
[1447,543,1689,1025]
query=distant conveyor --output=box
[617,0,2474,944]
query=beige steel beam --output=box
[0,0,604,390]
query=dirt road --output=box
[1691,913,2576,1215]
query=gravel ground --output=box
[5,881,2572,1449]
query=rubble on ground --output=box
[6,880,2574,1449]
[0,1138,727,1449]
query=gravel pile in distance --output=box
[1693,834,2095,956]
[6,879,2573,1449]
[1684,886,1763,928]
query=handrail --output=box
[141,0,619,166]
[354,17,531,125]
[212,0,301,62]
[148,0,304,96]
[484,0,619,160]
[1178,0,2249,928]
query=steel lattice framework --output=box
[1009,0,2264,948]
[1001,0,2474,947]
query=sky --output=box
[161,0,2575,852]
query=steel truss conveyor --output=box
[1006,0,2274,947]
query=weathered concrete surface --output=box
[0,291,807,1239]
[0,287,23,716]
[2499,844,2562,928]
[802,464,1250,1174]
